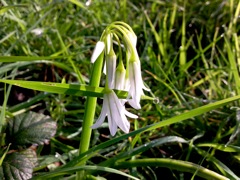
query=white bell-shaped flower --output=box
[128,55,150,109]
[91,90,138,136]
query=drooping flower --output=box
[91,90,138,136]
[90,22,151,136]
[106,43,116,89]
[128,55,150,109]
[106,53,116,89]
[91,41,105,63]
[114,61,126,90]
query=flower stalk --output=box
[76,51,104,179]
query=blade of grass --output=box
[100,136,188,167]
[225,36,240,96]
[195,147,239,180]
[196,143,240,153]
[0,56,68,62]
[115,158,229,180]
[32,165,139,180]
[55,29,85,84]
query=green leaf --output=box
[6,111,57,147]
[0,149,37,180]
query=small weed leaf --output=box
[0,149,37,180]
[6,111,57,147]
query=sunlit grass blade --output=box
[0,31,15,44]
[146,70,182,105]
[0,68,18,133]
[145,95,240,132]
[32,165,139,180]
[225,36,240,97]
[144,11,165,65]
[196,143,240,153]
[114,158,229,180]
[68,0,87,9]
[179,2,186,71]
[55,29,85,84]
[0,56,68,62]
[186,71,222,91]
[195,147,239,180]
[0,4,27,15]
[1,0,26,31]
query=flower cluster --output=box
[91,22,149,136]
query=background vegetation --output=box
[0,0,240,179]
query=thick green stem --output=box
[76,52,104,179]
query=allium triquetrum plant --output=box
[1,1,240,178]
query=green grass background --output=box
[0,0,240,179]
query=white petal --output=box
[128,98,141,109]
[91,41,105,63]
[143,83,150,91]
[128,61,141,109]
[124,77,130,91]
[103,61,106,74]
[133,61,144,96]
[124,109,138,119]
[115,64,126,90]
[91,95,108,129]
[106,93,118,135]
[109,92,130,133]
[108,113,118,136]
[127,31,137,47]
[106,53,116,89]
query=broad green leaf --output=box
[0,149,37,180]
[6,111,57,147]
